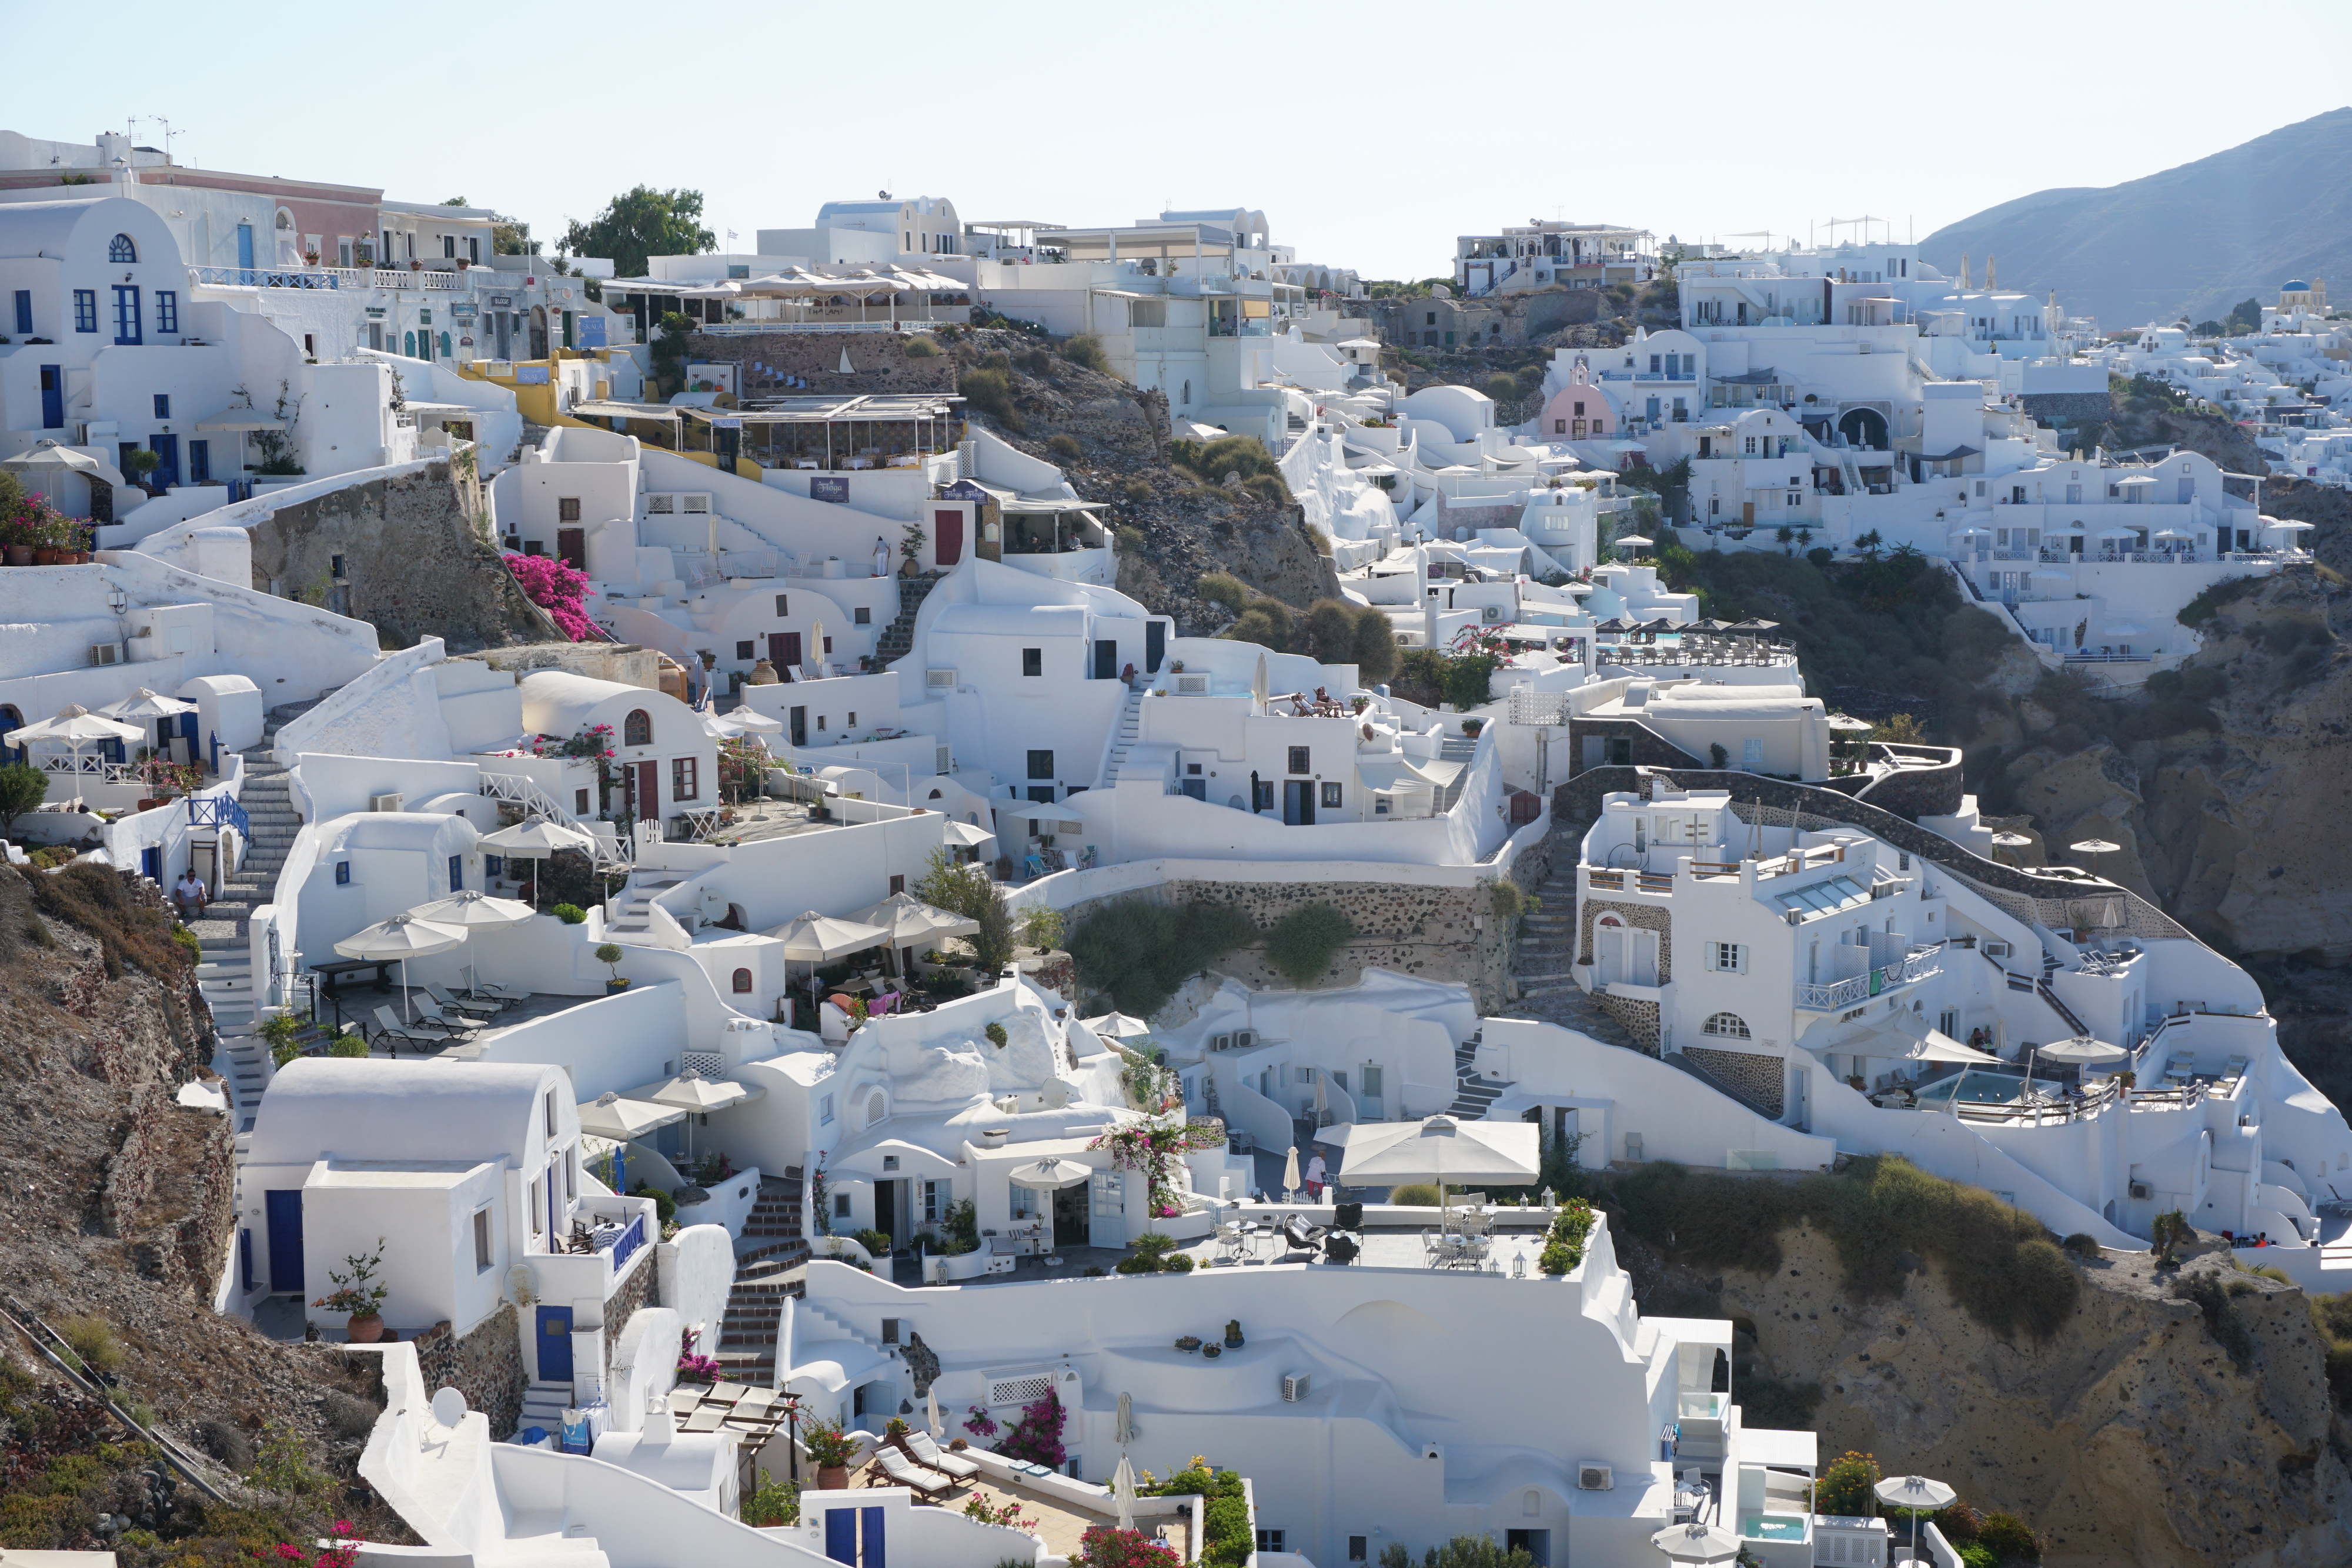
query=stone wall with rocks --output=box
[1680,1044,1784,1118]
[1574,895,1672,1052]
[605,1252,657,1364]
[1850,745,1965,819]
[477,641,662,688]
[249,457,559,653]
[2021,391,2111,427]
[414,1303,526,1441]
[686,332,958,399]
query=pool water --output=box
[1740,1514,1808,1540]
[1913,1069,2030,1108]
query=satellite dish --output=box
[877,189,890,200]
[431,1386,469,1428]
[506,1265,537,1307]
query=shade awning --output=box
[577,1093,688,1141]
[849,891,980,947]
[1329,1115,1539,1185]
[6,705,143,749]
[630,1074,763,1112]
[335,912,467,961]
[98,688,198,722]
[480,820,597,857]
[767,910,892,960]
[405,890,536,930]
[942,819,997,848]
[1007,1155,1096,1191]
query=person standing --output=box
[873,535,893,578]
[1305,1151,1328,1202]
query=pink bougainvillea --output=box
[503,553,599,641]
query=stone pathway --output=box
[1501,824,1644,1052]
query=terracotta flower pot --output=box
[3,547,28,566]
[817,1465,850,1492]
[345,1313,386,1343]
[32,549,60,566]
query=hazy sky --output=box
[11,0,2351,282]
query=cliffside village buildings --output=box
[6,122,2352,1568]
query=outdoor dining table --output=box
[310,957,402,1028]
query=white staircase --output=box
[518,1379,572,1435]
[1098,684,1146,787]
[1436,730,1479,811]
[604,872,687,937]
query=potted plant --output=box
[803,1416,860,1490]
[596,942,627,992]
[1224,1318,1244,1348]
[314,1239,392,1342]
[119,447,162,503]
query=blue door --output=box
[112,285,141,345]
[141,846,161,882]
[39,366,62,429]
[188,439,210,485]
[264,1189,304,1293]
[824,1509,856,1564]
[536,1305,574,1381]
[236,222,255,275]
[861,1507,885,1568]
[148,434,179,490]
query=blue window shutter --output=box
[448,855,462,891]
[11,291,28,335]
[860,1506,885,1568]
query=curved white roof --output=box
[518,670,681,739]
[250,1058,567,1167]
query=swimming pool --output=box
[1913,1069,2032,1108]
[1740,1514,1808,1540]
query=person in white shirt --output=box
[172,869,209,922]
[1305,1152,1328,1201]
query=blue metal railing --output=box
[188,793,249,838]
[610,1213,647,1273]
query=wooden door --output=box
[1741,501,1756,526]
[933,507,963,566]
[629,760,658,819]
[557,528,584,569]
[769,631,801,671]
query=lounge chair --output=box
[371,1006,455,1052]
[412,999,487,1034]
[898,1428,979,1481]
[425,983,502,1018]
[869,1443,953,1500]
[1280,1213,1328,1253]
[1332,1201,1364,1232]
[465,977,529,1004]
[1321,1233,1359,1266]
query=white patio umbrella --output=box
[769,909,892,958]
[2034,1036,2129,1069]
[1282,1144,1302,1201]
[1007,1156,1094,1191]
[479,818,597,908]
[2096,527,2140,541]
[577,1091,687,1142]
[98,687,198,725]
[850,892,980,969]
[334,912,467,1024]
[8,703,142,750]
[1651,1520,1742,1564]
[1874,1474,1957,1564]
[632,1072,763,1162]
[2068,838,2122,858]
[703,708,784,738]
[1,438,130,493]
[1082,1011,1154,1041]
[1334,1114,1541,1207]
[943,818,997,850]
[1615,534,1655,550]
[1112,1452,1137,1532]
[407,888,536,993]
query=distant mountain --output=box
[1920,108,2352,330]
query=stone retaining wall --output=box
[684,331,958,400]
[1681,1045,1784,1119]
[415,1303,526,1442]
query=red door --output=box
[768,631,803,671]
[557,527,585,569]
[933,508,963,566]
[629,760,658,820]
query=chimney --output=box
[642,1389,675,1444]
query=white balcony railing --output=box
[1795,944,1945,1012]
[191,264,465,293]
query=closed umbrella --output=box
[1874,1474,1957,1564]
[808,620,827,676]
[1251,652,1269,711]
[926,1385,943,1440]
[1313,1072,1329,1128]
[1282,1144,1302,1200]
[334,912,467,1024]
[1651,1521,1742,1563]
[1112,1452,1137,1532]
[1114,1390,1134,1445]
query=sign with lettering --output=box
[576,316,607,349]
[811,476,850,503]
[516,365,550,385]
[937,478,989,502]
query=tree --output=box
[494,216,540,257]
[561,186,714,279]
[971,880,1016,975]
[650,311,695,398]
[0,763,46,835]
[2227,297,2263,334]
[1353,604,1401,685]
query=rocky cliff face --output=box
[1630,1226,2352,1568]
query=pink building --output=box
[1537,356,1619,440]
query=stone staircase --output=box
[196,700,322,1125]
[1097,684,1146,787]
[736,1174,810,1271]
[713,1174,810,1383]
[1446,1031,1513,1119]
[872,574,944,668]
[1504,827,1645,1053]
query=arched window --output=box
[108,233,137,264]
[623,709,652,747]
[1702,1011,1751,1039]
[731,968,753,993]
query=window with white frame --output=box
[1703,1011,1751,1038]
[1708,942,1747,973]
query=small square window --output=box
[154,291,178,334]
[736,640,755,660]
[1027,749,1055,780]
[1288,746,1311,775]
[558,497,581,522]
[775,593,789,616]
[73,289,96,333]
[1321,782,1342,808]
[820,1094,835,1125]
[153,394,170,420]
[846,712,856,726]
[834,1193,851,1216]
[1022,648,1043,677]
[890,874,905,895]
[853,607,871,625]
[473,1208,493,1272]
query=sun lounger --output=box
[426,982,503,1017]
[869,1443,954,1500]
[372,1005,455,1052]
[898,1427,980,1480]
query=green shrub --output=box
[1959,1545,2000,1568]
[1164,1253,1194,1273]
[550,902,587,925]
[1018,906,1065,951]
[1047,433,1083,462]
[1378,1536,1540,1568]
[854,1227,895,1258]
[1141,1465,1249,1566]
[1390,1182,1441,1206]
[54,1315,123,1376]
[1131,1231,1178,1258]
[1114,1253,1161,1275]
[1536,1198,1596,1275]
[901,336,939,359]
[960,366,1023,431]
[632,1184,676,1224]
[741,1473,800,1526]
[1121,479,1154,505]
[1066,897,1255,1016]
[328,1031,369,1058]
[0,762,51,834]
[1261,902,1354,985]
[2061,1232,2101,1257]
[1197,572,1249,613]
[1061,335,1110,373]
[1816,1450,1880,1516]
[985,1021,1008,1048]
[2174,1269,2256,1367]
[1170,434,1281,490]
[1976,1512,2040,1563]
[171,922,203,963]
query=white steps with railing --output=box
[1098,684,1147,787]
[605,873,687,937]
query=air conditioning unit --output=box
[1281,1372,1311,1403]
[683,494,711,514]
[1576,1464,1613,1492]
[1481,604,1505,624]
[88,643,119,667]
[1208,1033,1232,1052]
[1176,674,1210,694]
[370,792,405,813]
[927,668,958,689]
[1232,1029,1257,1050]
[2128,1179,2152,1201]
